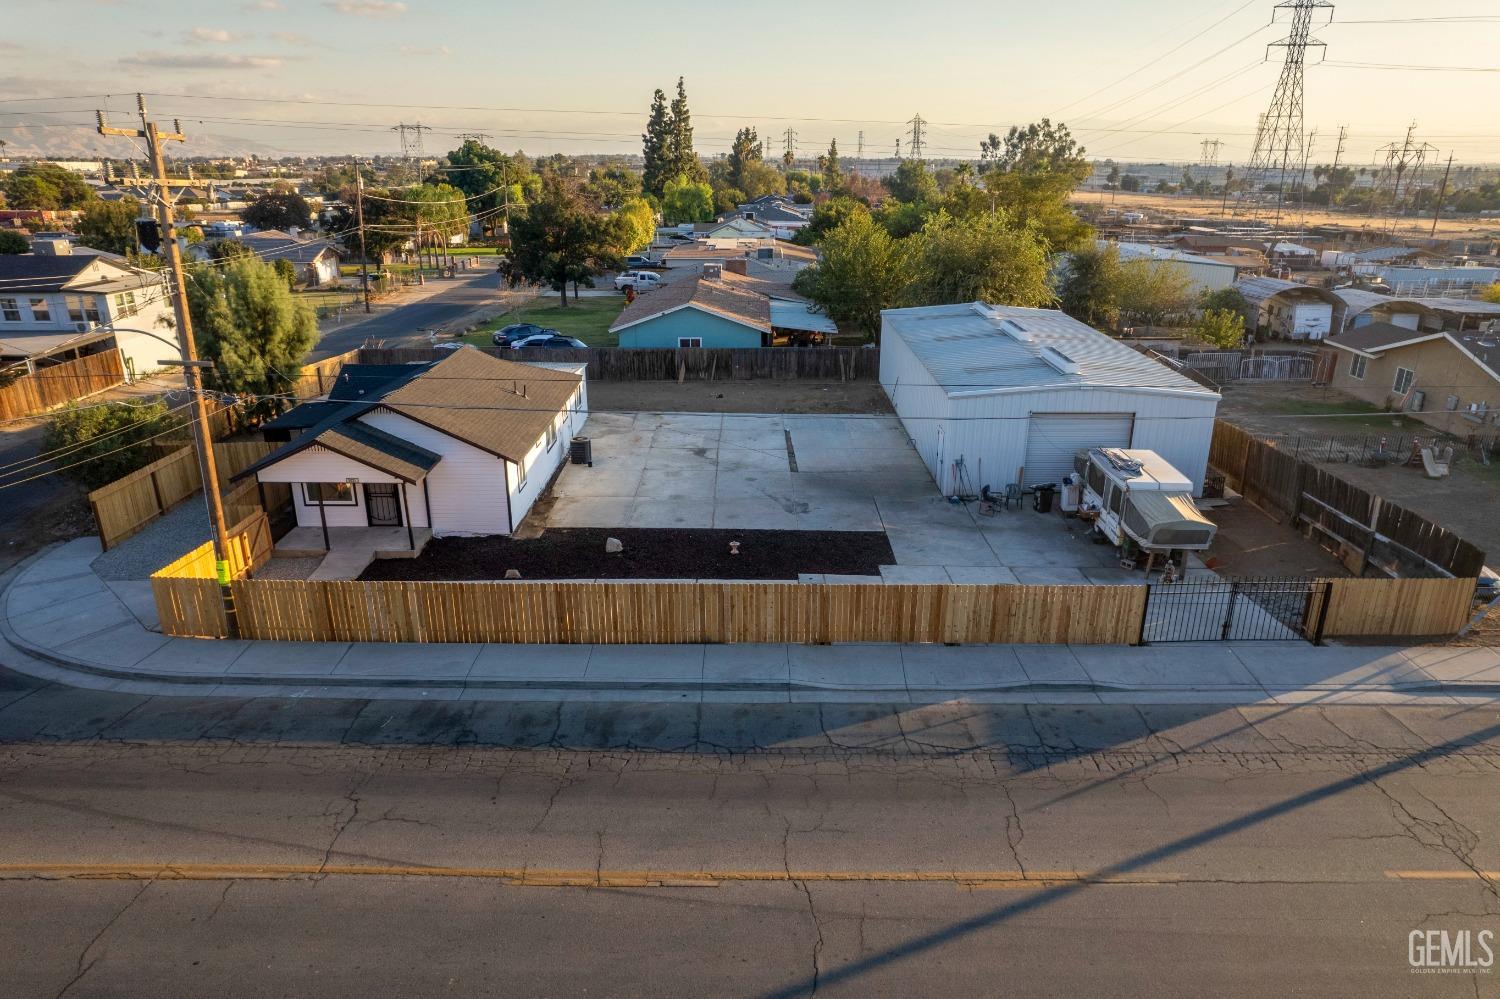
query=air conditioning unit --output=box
[74,322,97,334]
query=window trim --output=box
[1348,354,1367,380]
[0,298,19,323]
[516,457,528,490]
[678,337,704,348]
[301,481,358,506]
[545,419,557,451]
[28,297,51,323]
[1393,366,1415,395]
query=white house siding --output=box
[504,369,589,529]
[251,446,421,529]
[358,410,510,535]
[879,329,952,487]
[932,388,1216,498]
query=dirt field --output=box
[1219,383,1499,568]
[586,379,892,415]
[1072,189,1500,241]
[1203,501,1350,579]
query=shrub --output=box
[43,400,182,490]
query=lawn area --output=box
[461,296,626,347]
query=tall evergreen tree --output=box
[667,77,705,183]
[728,127,762,192]
[641,88,672,198]
[820,138,843,192]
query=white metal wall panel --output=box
[1022,413,1133,487]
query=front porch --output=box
[273,526,434,581]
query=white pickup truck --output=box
[614,271,663,292]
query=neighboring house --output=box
[188,229,342,287]
[1351,263,1500,297]
[610,263,837,348]
[0,245,178,378]
[691,217,777,249]
[1320,245,1439,269]
[1106,241,1239,295]
[1322,322,1500,434]
[1171,233,1270,256]
[239,348,588,542]
[880,302,1220,494]
[728,200,811,239]
[1236,276,1342,341]
[1332,288,1433,334]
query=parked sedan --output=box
[492,322,559,347]
[509,334,589,350]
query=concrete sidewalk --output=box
[3,539,1498,705]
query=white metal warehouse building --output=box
[880,303,1221,496]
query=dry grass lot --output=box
[586,379,894,415]
[1071,189,1500,241]
[1219,383,1499,570]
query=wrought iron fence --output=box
[1141,577,1332,643]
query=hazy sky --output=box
[4,0,1498,165]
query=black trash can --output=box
[1032,483,1057,513]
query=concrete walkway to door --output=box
[274,526,434,580]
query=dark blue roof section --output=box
[326,363,433,402]
[260,400,345,430]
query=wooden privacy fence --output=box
[0,350,124,421]
[150,507,272,638]
[89,440,278,549]
[1315,576,1476,639]
[357,345,881,382]
[159,580,1149,645]
[1209,420,1486,578]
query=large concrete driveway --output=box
[544,412,1133,584]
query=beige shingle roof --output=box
[377,348,581,462]
[610,274,771,334]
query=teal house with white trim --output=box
[611,268,772,349]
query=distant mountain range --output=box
[0,124,281,159]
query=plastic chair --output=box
[1003,483,1023,510]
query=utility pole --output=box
[856,130,864,160]
[1431,152,1455,238]
[1330,124,1347,171]
[353,160,371,313]
[97,96,237,636]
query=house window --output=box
[65,295,102,325]
[0,298,19,322]
[517,458,528,490]
[545,419,557,450]
[678,337,703,348]
[302,482,356,505]
[1393,367,1415,395]
[28,298,50,323]
[112,291,138,317]
[1348,355,1367,380]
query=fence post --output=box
[1136,584,1151,646]
[1311,580,1334,645]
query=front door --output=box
[363,483,402,527]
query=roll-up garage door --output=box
[1023,413,1133,487]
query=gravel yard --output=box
[91,502,210,580]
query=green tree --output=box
[242,191,312,232]
[1196,307,1246,349]
[76,198,140,255]
[737,160,785,200]
[793,196,870,246]
[727,127,763,192]
[582,165,639,209]
[1116,259,1195,328]
[885,159,938,204]
[273,258,297,289]
[661,174,714,225]
[975,119,1093,252]
[1199,286,1254,327]
[3,163,94,210]
[1480,283,1500,305]
[442,140,538,231]
[903,211,1054,309]
[1058,243,1122,327]
[667,78,705,185]
[791,212,910,342]
[819,138,843,193]
[185,257,319,420]
[641,88,673,198]
[613,196,656,253]
[208,238,253,261]
[875,198,934,239]
[43,400,181,490]
[502,178,622,307]
[0,229,28,254]
[1120,174,1143,193]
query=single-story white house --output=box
[692,217,777,249]
[880,303,1221,495]
[238,348,588,544]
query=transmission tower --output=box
[456,131,491,144]
[856,130,864,159]
[906,114,926,161]
[781,127,798,163]
[392,122,433,164]
[1243,0,1333,227]
[1372,123,1438,223]
[1199,138,1223,168]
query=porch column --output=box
[315,486,330,552]
[401,481,416,552]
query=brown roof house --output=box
[238,347,588,552]
[1322,321,1500,434]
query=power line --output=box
[1243,0,1333,229]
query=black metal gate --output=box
[1141,577,1331,643]
[363,483,402,527]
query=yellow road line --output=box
[0,863,1183,888]
[1385,870,1500,881]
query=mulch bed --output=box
[357,528,895,581]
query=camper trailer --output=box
[1073,448,1217,554]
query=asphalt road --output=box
[2,671,1499,997]
[311,270,506,359]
